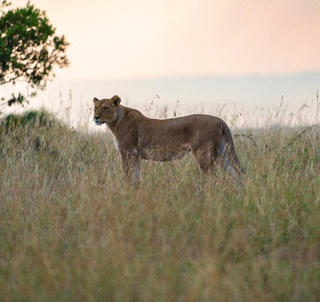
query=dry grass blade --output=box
[282,124,319,151]
[234,133,258,148]
[0,110,319,302]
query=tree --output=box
[0,1,69,107]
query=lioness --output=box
[93,95,244,184]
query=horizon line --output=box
[56,70,320,83]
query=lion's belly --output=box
[139,144,191,161]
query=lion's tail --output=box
[217,125,245,177]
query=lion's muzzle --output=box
[94,118,104,125]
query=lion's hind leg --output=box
[193,142,217,174]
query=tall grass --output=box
[0,109,319,301]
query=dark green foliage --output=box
[0,109,55,131]
[0,1,69,106]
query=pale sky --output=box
[11,0,320,80]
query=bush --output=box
[0,109,55,131]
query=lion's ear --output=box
[111,95,121,106]
[93,97,100,105]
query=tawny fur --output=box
[93,95,244,184]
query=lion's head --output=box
[93,95,121,125]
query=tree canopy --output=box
[0,1,69,106]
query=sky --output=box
[10,0,320,80]
[2,0,320,128]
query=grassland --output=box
[0,110,319,302]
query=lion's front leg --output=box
[121,151,141,185]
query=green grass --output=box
[0,110,319,301]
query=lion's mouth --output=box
[94,118,104,125]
